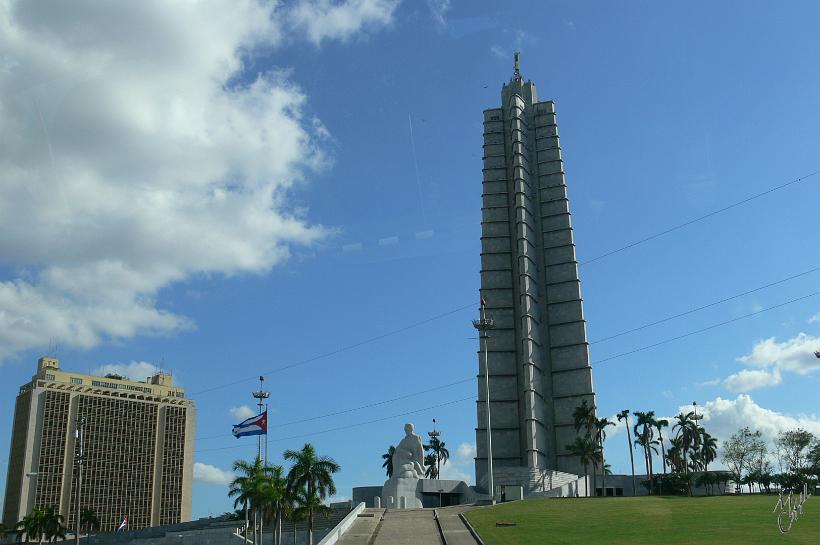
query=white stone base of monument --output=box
[381,476,423,509]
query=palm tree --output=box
[572,400,597,438]
[672,412,699,474]
[633,411,657,491]
[290,487,332,545]
[229,457,268,545]
[566,436,601,497]
[654,419,669,475]
[617,410,637,496]
[259,464,287,545]
[424,453,439,478]
[284,443,341,545]
[17,508,46,543]
[596,417,615,495]
[700,431,718,472]
[80,508,100,536]
[424,436,450,479]
[381,446,395,478]
[40,507,66,543]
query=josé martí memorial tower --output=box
[476,53,596,496]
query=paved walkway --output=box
[437,506,481,545]
[373,509,442,545]
[335,509,384,545]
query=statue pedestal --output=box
[381,476,423,509]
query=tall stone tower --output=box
[476,54,595,492]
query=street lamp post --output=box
[473,298,495,504]
[427,419,441,479]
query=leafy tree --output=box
[616,410,637,496]
[381,446,395,478]
[721,427,764,492]
[566,436,601,497]
[424,436,450,479]
[775,429,816,473]
[284,443,340,545]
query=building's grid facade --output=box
[476,57,596,490]
[3,357,195,532]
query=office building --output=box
[3,356,195,531]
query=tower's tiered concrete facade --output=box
[476,56,596,491]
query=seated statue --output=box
[382,423,426,508]
[392,423,425,479]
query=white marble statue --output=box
[382,423,426,508]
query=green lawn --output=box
[464,495,819,545]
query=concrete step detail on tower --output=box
[487,466,581,497]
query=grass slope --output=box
[465,495,819,545]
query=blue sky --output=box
[2,0,820,518]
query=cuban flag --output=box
[116,516,128,532]
[233,411,268,438]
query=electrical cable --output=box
[191,302,475,396]
[196,377,475,441]
[590,263,820,344]
[592,290,820,365]
[195,396,475,454]
[581,169,820,266]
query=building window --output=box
[616,487,624,497]
[71,378,83,384]
[45,374,55,381]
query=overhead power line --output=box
[590,263,820,344]
[197,377,475,442]
[592,290,820,365]
[195,396,475,455]
[581,169,820,266]
[191,303,475,396]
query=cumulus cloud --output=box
[680,395,820,447]
[229,405,256,421]
[194,463,234,486]
[809,312,820,324]
[737,332,820,375]
[93,361,162,382]
[436,442,475,484]
[722,368,782,393]
[288,0,400,46]
[0,1,395,363]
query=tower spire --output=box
[513,51,521,82]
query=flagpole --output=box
[264,402,269,468]
[252,376,269,465]
[473,296,495,504]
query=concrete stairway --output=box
[489,466,580,496]
[333,508,384,545]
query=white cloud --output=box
[288,0,400,46]
[681,395,820,447]
[738,332,820,375]
[723,368,782,393]
[194,462,234,486]
[426,0,451,30]
[94,361,161,382]
[229,405,256,421]
[490,45,506,59]
[809,312,820,324]
[0,1,396,363]
[455,442,476,464]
